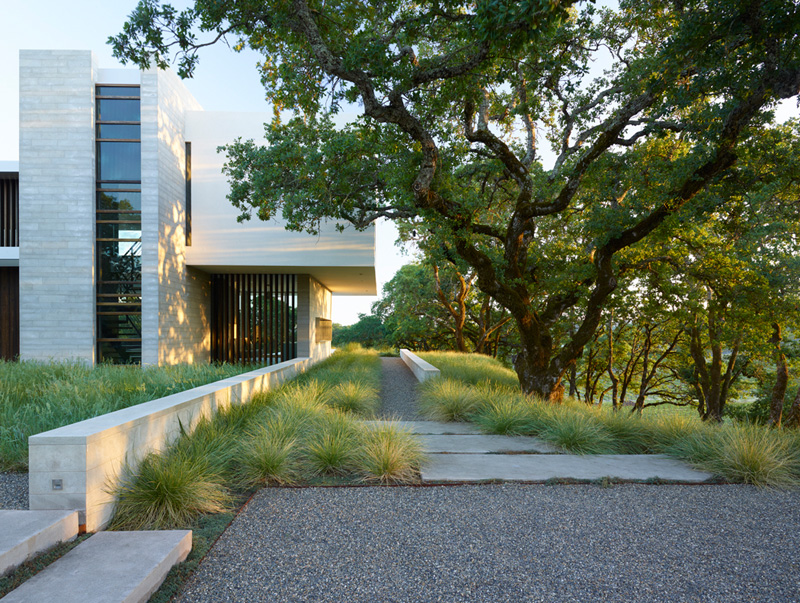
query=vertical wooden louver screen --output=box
[211,274,297,364]
[0,176,19,248]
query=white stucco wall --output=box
[18,50,97,362]
[183,112,376,296]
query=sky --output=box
[0,0,413,325]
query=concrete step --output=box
[0,510,79,576]
[1,530,191,603]
[419,434,559,454]
[421,453,715,483]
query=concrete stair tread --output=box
[363,420,482,435]
[421,453,714,483]
[419,434,559,454]
[1,530,191,603]
[0,510,79,576]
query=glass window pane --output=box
[99,314,142,337]
[97,86,140,97]
[97,191,141,211]
[97,142,141,181]
[98,282,142,294]
[97,98,140,122]
[96,223,142,240]
[98,241,141,282]
[97,124,140,140]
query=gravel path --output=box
[0,472,28,510]
[175,484,800,602]
[378,357,421,420]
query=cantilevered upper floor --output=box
[183,111,376,296]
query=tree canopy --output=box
[111,0,800,401]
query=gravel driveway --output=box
[175,484,800,602]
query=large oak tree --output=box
[112,0,800,399]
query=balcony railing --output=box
[0,174,18,247]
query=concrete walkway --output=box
[366,419,714,483]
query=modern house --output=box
[0,50,376,366]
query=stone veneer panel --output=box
[19,50,97,362]
[141,68,207,365]
[297,274,332,362]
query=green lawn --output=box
[0,360,264,471]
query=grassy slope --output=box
[0,360,262,471]
[417,351,800,487]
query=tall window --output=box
[95,86,141,364]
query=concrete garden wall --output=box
[28,357,313,532]
[400,349,441,382]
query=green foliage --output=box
[537,406,619,455]
[332,315,387,349]
[327,380,380,415]
[110,449,232,531]
[667,424,800,487]
[417,351,519,389]
[471,391,542,435]
[418,378,483,422]
[355,422,425,483]
[108,348,425,531]
[112,0,800,399]
[0,360,259,470]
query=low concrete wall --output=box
[400,349,441,382]
[29,357,313,532]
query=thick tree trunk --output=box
[768,323,788,428]
[514,347,565,402]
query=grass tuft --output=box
[669,424,800,487]
[356,422,425,483]
[418,378,482,422]
[110,450,231,531]
[537,406,619,454]
[327,380,380,415]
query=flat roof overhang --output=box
[185,263,377,295]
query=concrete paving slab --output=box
[420,434,559,454]
[0,510,79,576]
[362,420,481,435]
[1,530,191,603]
[421,454,714,483]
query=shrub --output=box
[418,378,483,422]
[538,406,619,454]
[305,413,361,475]
[328,381,380,415]
[669,424,800,487]
[472,391,539,435]
[110,450,231,530]
[355,423,425,483]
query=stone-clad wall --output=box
[297,275,332,362]
[141,68,208,365]
[19,50,97,362]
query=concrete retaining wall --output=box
[400,349,441,382]
[29,357,313,532]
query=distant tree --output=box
[332,314,386,348]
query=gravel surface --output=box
[378,357,421,420]
[175,484,800,602]
[0,472,28,510]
